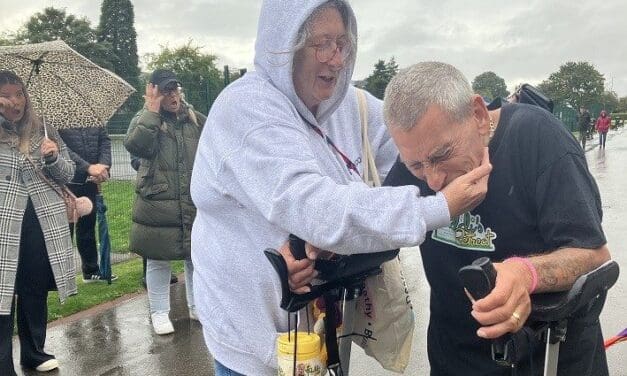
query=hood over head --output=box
[254,0,357,125]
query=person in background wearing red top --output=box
[595,110,611,148]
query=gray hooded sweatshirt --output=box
[190,0,450,374]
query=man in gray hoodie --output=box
[190,1,491,375]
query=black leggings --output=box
[599,131,608,148]
[0,200,56,374]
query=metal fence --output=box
[101,135,135,253]
[554,104,624,132]
[109,134,136,180]
[553,104,578,132]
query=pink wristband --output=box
[505,257,538,293]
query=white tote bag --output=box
[351,89,415,373]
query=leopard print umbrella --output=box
[0,40,136,129]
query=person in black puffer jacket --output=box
[58,125,116,282]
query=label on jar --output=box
[277,357,325,376]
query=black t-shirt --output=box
[384,103,608,375]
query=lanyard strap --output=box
[307,122,360,177]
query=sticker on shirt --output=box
[432,212,497,252]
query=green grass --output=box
[46,259,184,322]
[39,178,185,324]
[100,180,135,253]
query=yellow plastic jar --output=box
[277,332,325,376]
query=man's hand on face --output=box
[441,147,492,218]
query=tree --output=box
[538,62,605,110]
[97,0,141,102]
[617,97,627,113]
[145,41,223,114]
[472,71,509,100]
[14,7,117,70]
[364,57,399,99]
[598,91,619,113]
[0,32,17,46]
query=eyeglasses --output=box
[309,38,352,63]
[160,86,180,97]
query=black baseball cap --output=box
[149,69,181,90]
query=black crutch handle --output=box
[458,257,513,368]
[458,257,496,300]
[288,234,308,260]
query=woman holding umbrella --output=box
[0,70,77,374]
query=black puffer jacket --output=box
[58,127,111,184]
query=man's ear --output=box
[471,95,490,135]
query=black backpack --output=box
[488,84,554,113]
[515,83,554,113]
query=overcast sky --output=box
[2,0,626,96]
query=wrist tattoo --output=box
[538,255,588,290]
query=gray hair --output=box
[383,62,474,131]
[293,0,357,59]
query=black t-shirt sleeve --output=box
[535,152,606,250]
[496,104,606,251]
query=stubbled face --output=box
[293,7,348,114]
[0,83,27,123]
[160,84,182,114]
[390,102,488,191]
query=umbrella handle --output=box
[43,117,48,139]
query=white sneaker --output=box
[151,312,174,335]
[35,358,59,372]
[189,308,199,321]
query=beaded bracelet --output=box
[505,256,538,293]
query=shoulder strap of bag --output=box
[25,156,76,200]
[26,156,81,225]
[356,89,381,187]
